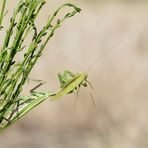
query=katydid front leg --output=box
[30,79,46,93]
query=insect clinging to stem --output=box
[28,31,132,108]
[50,70,95,107]
[47,33,132,106]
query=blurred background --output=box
[1,0,148,148]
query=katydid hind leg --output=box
[76,85,80,98]
[73,85,80,109]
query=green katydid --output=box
[53,71,92,98]
[23,69,94,108]
[25,32,131,109]
[47,33,132,105]
[28,70,93,100]
[51,70,95,107]
[25,33,130,108]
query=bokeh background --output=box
[1,0,148,148]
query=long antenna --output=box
[49,33,132,74]
[86,34,130,73]
[86,19,142,73]
[48,19,140,74]
[49,49,84,71]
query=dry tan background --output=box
[1,0,148,148]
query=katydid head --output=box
[80,73,93,89]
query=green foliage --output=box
[0,0,81,132]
